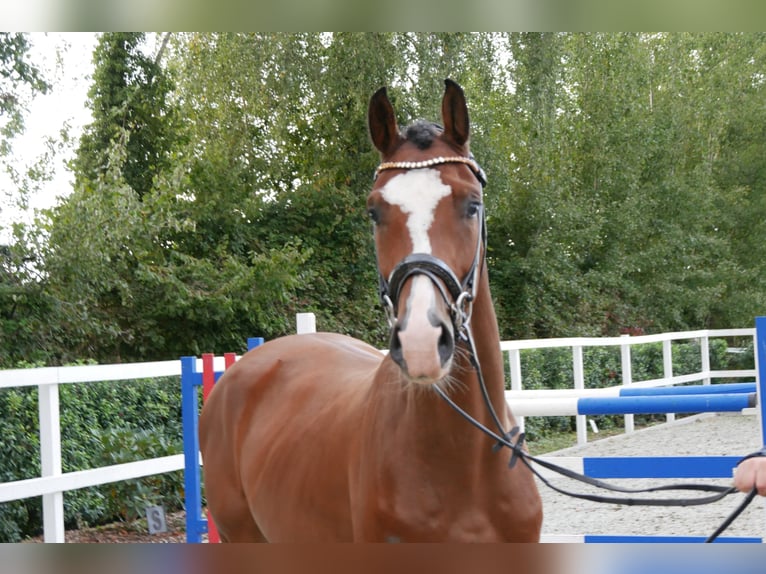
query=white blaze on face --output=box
[380,169,451,254]
[381,168,452,382]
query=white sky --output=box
[0,32,98,242]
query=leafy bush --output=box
[89,427,183,523]
[0,386,42,540]
[0,375,183,542]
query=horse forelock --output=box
[403,121,442,150]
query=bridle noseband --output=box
[374,155,487,339]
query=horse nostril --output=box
[437,323,454,367]
[389,325,405,369]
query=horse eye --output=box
[367,207,380,224]
[465,202,482,218]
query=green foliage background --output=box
[2,32,766,540]
[4,33,766,365]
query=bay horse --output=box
[199,79,543,542]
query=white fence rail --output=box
[502,328,757,444]
[0,360,185,543]
[0,319,756,543]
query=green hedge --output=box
[0,374,184,542]
[512,339,754,441]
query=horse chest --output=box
[369,488,506,542]
[355,458,513,542]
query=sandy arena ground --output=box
[535,412,766,541]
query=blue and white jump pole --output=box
[506,383,757,417]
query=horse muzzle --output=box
[388,290,455,383]
[380,254,469,384]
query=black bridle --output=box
[372,156,758,544]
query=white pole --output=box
[507,349,524,434]
[39,382,65,542]
[296,313,317,334]
[701,334,711,386]
[573,345,587,445]
[663,339,675,423]
[621,335,634,434]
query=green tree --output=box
[25,33,766,364]
[73,33,177,201]
[41,34,310,362]
[0,33,49,156]
[708,33,766,327]
[490,32,593,338]
[168,33,403,345]
[489,33,749,338]
[0,33,53,367]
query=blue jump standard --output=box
[182,336,264,544]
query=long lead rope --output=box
[434,335,760,542]
[705,488,757,542]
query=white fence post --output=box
[296,313,317,334]
[620,335,634,434]
[700,334,711,386]
[508,349,523,433]
[663,339,675,423]
[38,382,65,543]
[573,345,587,445]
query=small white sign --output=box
[146,505,167,534]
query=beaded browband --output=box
[375,156,487,187]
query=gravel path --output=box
[536,412,766,541]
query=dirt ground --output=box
[537,412,766,541]
[26,511,193,543]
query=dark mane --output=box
[404,121,442,150]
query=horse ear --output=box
[368,86,402,157]
[441,79,470,149]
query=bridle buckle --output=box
[452,291,474,340]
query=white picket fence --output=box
[502,328,757,444]
[0,360,185,543]
[0,317,756,542]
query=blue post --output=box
[756,317,766,447]
[181,356,206,543]
[182,338,265,543]
[248,337,264,351]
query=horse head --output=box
[367,79,487,385]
